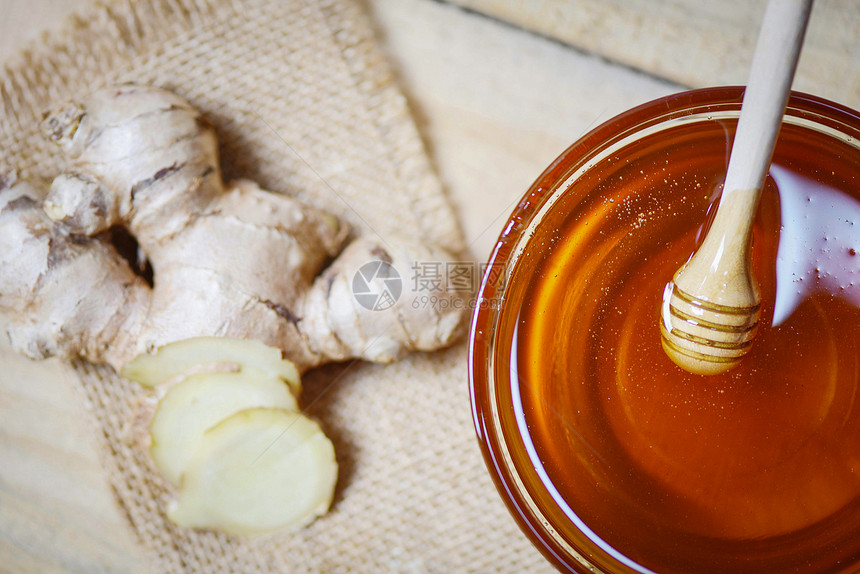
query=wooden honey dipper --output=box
[660,0,812,375]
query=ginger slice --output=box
[121,336,299,393]
[149,368,299,486]
[167,407,337,536]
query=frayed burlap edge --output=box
[0,0,464,253]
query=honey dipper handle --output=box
[724,0,812,199]
[661,0,812,376]
[680,0,812,303]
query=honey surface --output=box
[505,119,860,573]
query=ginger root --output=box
[0,84,465,373]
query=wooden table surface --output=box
[0,0,857,572]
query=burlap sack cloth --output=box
[0,0,556,571]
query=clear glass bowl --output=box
[469,88,860,574]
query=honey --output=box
[473,90,860,574]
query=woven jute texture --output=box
[0,0,554,572]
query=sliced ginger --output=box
[121,336,300,393]
[167,407,337,535]
[120,336,338,535]
[149,368,299,486]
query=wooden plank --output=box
[0,0,86,64]
[369,0,679,259]
[448,0,860,109]
[0,337,149,574]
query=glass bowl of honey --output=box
[469,87,860,574]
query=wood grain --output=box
[0,329,148,574]
[368,0,679,259]
[450,0,860,109]
[0,0,85,64]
